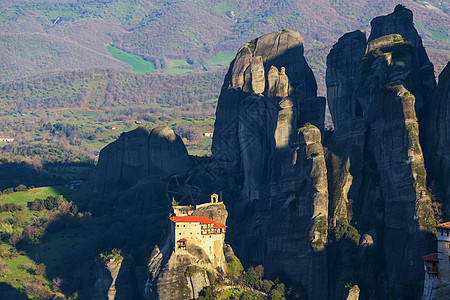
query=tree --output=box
[262,280,274,294]
[0,261,10,277]
[243,267,258,288]
[255,265,264,280]
[14,184,27,192]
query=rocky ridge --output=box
[425,62,450,212]
[93,5,449,300]
[210,29,329,299]
[95,126,193,196]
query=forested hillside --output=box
[0,0,448,88]
[0,0,448,168]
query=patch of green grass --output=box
[165,59,192,74]
[186,137,212,156]
[208,51,236,66]
[75,110,96,116]
[3,254,36,282]
[107,45,156,73]
[215,2,235,15]
[0,184,89,206]
[0,187,61,206]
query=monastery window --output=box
[177,225,179,227]
[179,233,181,235]
[183,225,185,227]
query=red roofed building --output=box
[170,214,226,268]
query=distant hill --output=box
[0,0,448,95]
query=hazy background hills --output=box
[0,0,448,164]
[1,0,448,89]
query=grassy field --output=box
[186,137,212,156]
[107,45,156,73]
[0,184,90,206]
[208,51,236,67]
[165,59,193,74]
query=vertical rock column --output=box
[326,30,367,129]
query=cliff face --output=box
[367,5,435,113]
[211,6,439,300]
[93,258,141,300]
[95,126,193,195]
[326,30,367,130]
[425,62,450,214]
[324,6,437,298]
[211,30,328,299]
[212,30,318,175]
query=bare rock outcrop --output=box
[324,6,437,298]
[368,5,435,112]
[240,125,329,299]
[367,83,435,294]
[93,257,141,300]
[95,126,193,195]
[212,30,317,174]
[327,118,367,228]
[326,30,367,130]
[211,30,327,299]
[425,62,450,214]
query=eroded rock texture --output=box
[368,4,435,112]
[425,62,450,213]
[212,30,317,174]
[211,30,328,299]
[95,126,193,195]
[325,6,437,299]
[93,258,141,300]
[326,30,367,130]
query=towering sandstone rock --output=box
[212,30,328,299]
[325,6,437,298]
[212,30,318,176]
[326,30,367,130]
[91,6,445,300]
[368,4,435,112]
[425,62,450,214]
[95,126,193,195]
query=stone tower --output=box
[437,222,450,282]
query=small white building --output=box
[170,215,226,267]
[170,193,226,268]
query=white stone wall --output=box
[173,221,225,267]
[422,272,438,300]
[200,232,225,267]
[438,230,450,242]
[174,222,202,248]
[438,238,450,282]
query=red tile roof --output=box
[436,222,450,229]
[422,253,438,262]
[178,238,187,242]
[170,216,226,229]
